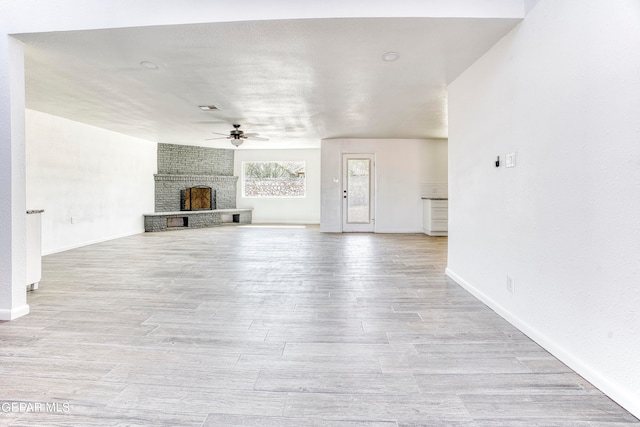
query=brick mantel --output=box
[154,174,238,183]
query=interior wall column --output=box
[0,35,29,320]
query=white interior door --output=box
[342,154,375,232]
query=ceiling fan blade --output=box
[247,136,269,141]
[210,131,230,136]
[205,136,230,140]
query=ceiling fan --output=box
[206,124,269,147]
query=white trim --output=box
[374,227,425,234]
[342,153,376,232]
[42,230,144,256]
[241,160,307,199]
[250,220,320,225]
[0,304,30,321]
[424,231,448,236]
[445,267,640,419]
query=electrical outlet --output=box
[506,275,515,293]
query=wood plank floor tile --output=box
[0,226,636,425]
[517,356,577,374]
[254,371,420,394]
[5,405,207,427]
[283,342,417,358]
[233,354,382,374]
[414,372,596,395]
[460,394,639,423]
[379,354,532,375]
[0,376,125,407]
[108,385,287,416]
[102,364,260,390]
[202,414,399,427]
[284,392,472,424]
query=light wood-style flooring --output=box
[1,225,638,426]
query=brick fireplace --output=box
[144,143,252,231]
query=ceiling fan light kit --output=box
[205,123,268,147]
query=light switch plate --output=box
[507,275,515,293]
[506,152,516,168]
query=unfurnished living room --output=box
[1,1,639,426]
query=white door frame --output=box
[342,153,375,232]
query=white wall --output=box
[234,149,321,224]
[26,109,156,255]
[424,138,448,185]
[447,0,640,417]
[0,36,29,320]
[321,138,447,233]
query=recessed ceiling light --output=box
[382,52,400,62]
[198,105,219,111]
[140,61,158,70]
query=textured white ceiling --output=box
[17,17,520,149]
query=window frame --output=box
[241,160,307,199]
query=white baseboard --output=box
[319,227,425,234]
[424,230,448,236]
[252,220,320,225]
[0,304,30,321]
[42,230,145,256]
[445,267,640,420]
[374,228,425,234]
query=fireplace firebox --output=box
[181,187,216,211]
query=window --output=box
[242,161,306,198]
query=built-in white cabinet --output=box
[422,199,448,236]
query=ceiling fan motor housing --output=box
[206,123,264,146]
[230,124,244,140]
